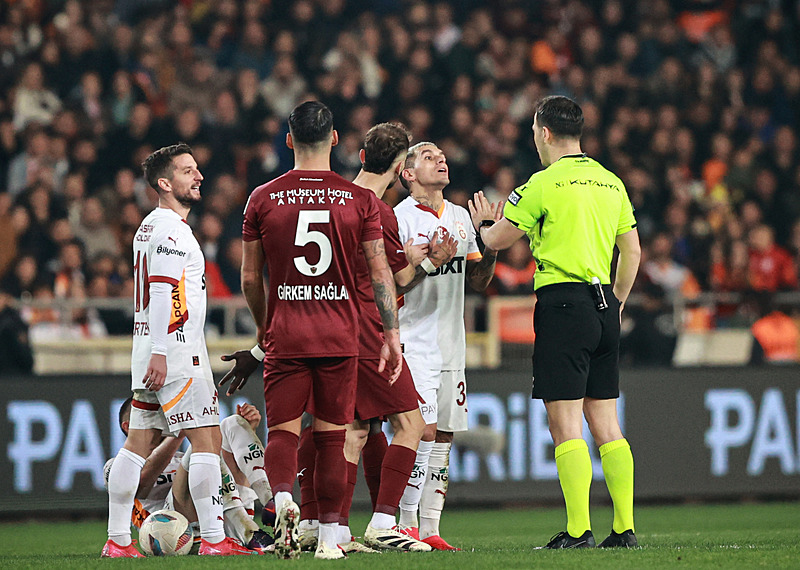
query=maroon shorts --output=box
[263,357,358,427]
[354,357,420,421]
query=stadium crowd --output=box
[1,0,799,347]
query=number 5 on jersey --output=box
[294,210,332,276]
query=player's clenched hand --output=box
[404,238,430,267]
[219,349,260,396]
[236,403,262,430]
[428,230,458,268]
[143,353,167,391]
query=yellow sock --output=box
[599,438,634,533]
[554,439,592,538]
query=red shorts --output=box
[263,357,357,427]
[355,357,420,421]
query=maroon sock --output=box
[339,461,358,526]
[297,426,317,521]
[375,444,417,515]
[362,431,388,510]
[313,430,347,524]
[264,429,299,495]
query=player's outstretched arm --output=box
[363,237,402,382]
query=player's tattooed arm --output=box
[396,265,429,296]
[364,237,403,382]
[466,249,498,291]
[364,238,399,331]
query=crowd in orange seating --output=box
[0,0,799,345]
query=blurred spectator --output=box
[0,193,18,280]
[260,54,308,118]
[72,196,121,261]
[642,232,701,298]
[0,291,34,374]
[750,296,800,364]
[1,254,44,299]
[53,238,87,301]
[710,239,750,292]
[490,239,536,296]
[747,224,798,291]
[7,126,50,197]
[620,283,678,367]
[12,62,61,130]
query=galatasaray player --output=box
[103,143,258,557]
[394,142,500,550]
[104,400,273,551]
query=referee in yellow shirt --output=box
[470,96,641,549]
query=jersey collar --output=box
[413,199,446,219]
[555,153,587,162]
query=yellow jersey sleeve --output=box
[503,173,543,233]
[616,181,637,235]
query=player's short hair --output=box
[288,101,334,146]
[400,141,436,190]
[362,122,411,175]
[142,143,193,192]
[535,96,584,139]
[119,396,132,430]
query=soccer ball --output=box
[138,510,193,556]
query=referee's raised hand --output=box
[469,190,503,231]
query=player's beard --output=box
[174,187,201,207]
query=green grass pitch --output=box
[1,502,799,569]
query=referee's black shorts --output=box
[531,282,621,401]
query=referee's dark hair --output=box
[289,100,334,146]
[362,122,411,174]
[142,142,193,192]
[535,95,584,139]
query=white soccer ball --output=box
[138,509,193,556]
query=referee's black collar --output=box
[556,153,587,162]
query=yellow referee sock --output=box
[554,439,592,538]
[599,438,635,533]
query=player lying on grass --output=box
[104,398,274,553]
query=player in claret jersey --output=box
[237,101,403,560]
[293,123,457,554]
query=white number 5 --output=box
[294,210,332,276]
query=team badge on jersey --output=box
[455,221,467,240]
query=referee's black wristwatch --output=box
[476,219,495,250]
